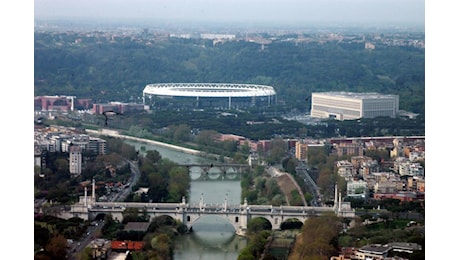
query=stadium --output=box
[143,83,276,110]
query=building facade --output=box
[92,102,145,114]
[295,142,308,161]
[34,95,93,111]
[310,92,399,120]
[69,146,82,176]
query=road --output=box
[66,160,141,258]
[295,162,322,207]
[67,220,104,259]
[111,160,141,202]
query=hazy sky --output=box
[34,0,425,26]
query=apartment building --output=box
[69,145,82,176]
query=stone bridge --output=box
[183,164,250,181]
[62,185,355,236]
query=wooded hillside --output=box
[34,31,424,114]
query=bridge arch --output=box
[279,218,304,230]
[187,218,238,248]
[224,167,239,180]
[94,213,107,221]
[188,215,237,231]
[149,214,189,233]
[184,213,241,233]
[247,217,273,233]
[189,166,204,181]
[207,167,223,180]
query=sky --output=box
[34,0,425,27]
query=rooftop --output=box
[358,244,392,255]
[313,91,398,100]
[124,222,150,232]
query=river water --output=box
[124,140,248,260]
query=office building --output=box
[310,92,399,120]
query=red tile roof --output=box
[111,241,144,251]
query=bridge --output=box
[60,181,355,236]
[182,163,250,181]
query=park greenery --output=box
[35,31,424,116]
[241,165,286,206]
[129,149,190,203]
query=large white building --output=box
[310,92,399,120]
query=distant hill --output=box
[34,31,424,114]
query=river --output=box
[124,139,248,260]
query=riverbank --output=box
[86,129,204,156]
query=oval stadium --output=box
[143,83,276,110]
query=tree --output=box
[122,207,147,223]
[222,139,238,153]
[35,224,51,248]
[307,147,328,167]
[238,230,271,260]
[317,168,334,200]
[289,214,341,260]
[253,165,265,177]
[54,158,69,173]
[283,157,298,175]
[240,141,251,154]
[147,173,168,202]
[365,149,390,163]
[195,130,219,146]
[149,233,173,260]
[173,124,191,142]
[44,234,68,260]
[271,194,285,206]
[268,138,287,164]
[247,217,272,234]
[254,176,266,191]
[265,179,282,198]
[231,151,246,164]
[146,150,162,164]
[167,166,190,202]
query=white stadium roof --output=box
[143,83,276,98]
